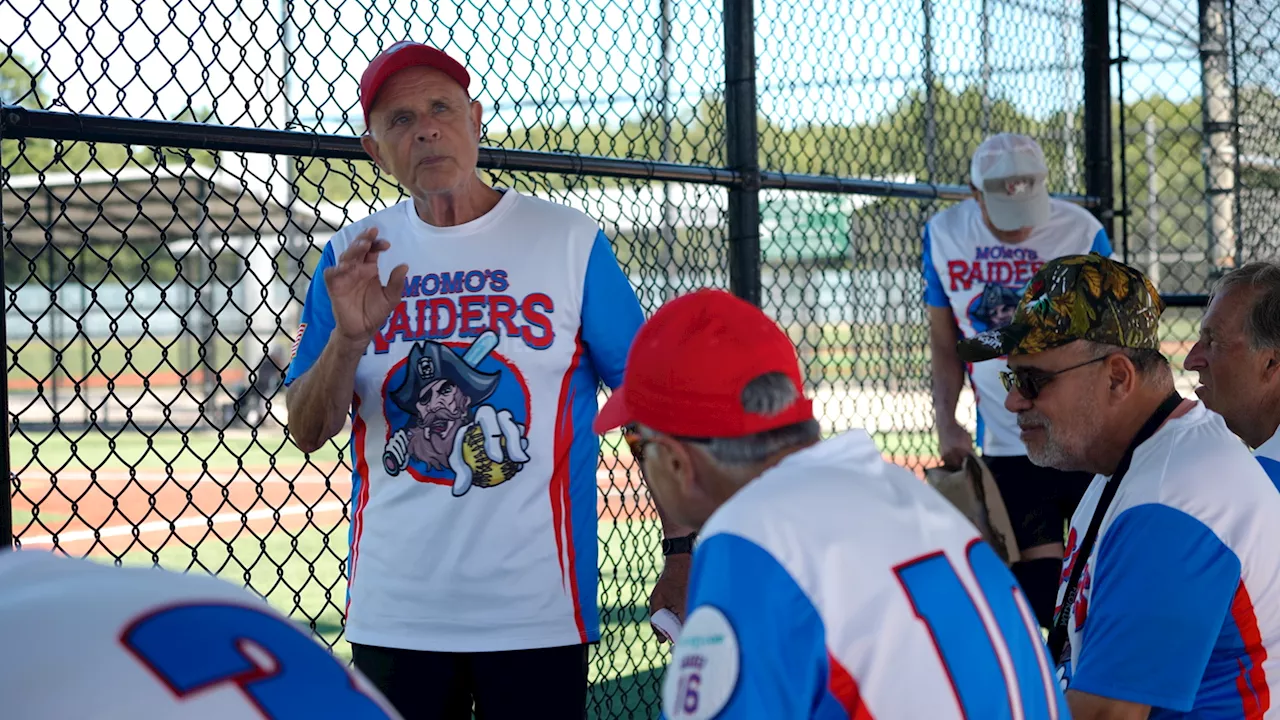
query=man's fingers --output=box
[384,264,409,302]
[338,228,378,264]
[360,238,392,264]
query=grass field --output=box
[8,334,243,387]
[9,427,347,473]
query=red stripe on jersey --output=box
[347,395,371,619]
[1231,581,1270,718]
[827,651,874,719]
[551,333,588,641]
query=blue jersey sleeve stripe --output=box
[1089,228,1114,259]
[581,230,643,390]
[922,226,950,307]
[684,533,831,719]
[284,243,339,387]
[1070,504,1242,711]
[565,333,602,643]
[1257,456,1280,492]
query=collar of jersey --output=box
[401,186,521,238]
[1256,425,1280,461]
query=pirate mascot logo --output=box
[383,330,530,497]
[969,282,1024,334]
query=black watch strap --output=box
[662,533,697,556]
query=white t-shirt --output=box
[1056,403,1280,717]
[1256,429,1280,491]
[285,189,643,652]
[0,549,401,720]
[923,198,1111,456]
[661,431,1067,719]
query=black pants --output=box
[351,642,589,720]
[984,454,1094,550]
[985,454,1095,629]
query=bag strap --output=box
[1046,391,1184,663]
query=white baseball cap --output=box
[970,133,1051,232]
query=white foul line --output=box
[17,501,347,547]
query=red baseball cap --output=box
[359,41,471,129]
[594,288,814,438]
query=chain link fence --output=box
[0,0,1265,716]
[1110,0,1280,390]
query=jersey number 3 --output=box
[895,541,1062,720]
[121,603,394,719]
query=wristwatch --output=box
[662,532,697,556]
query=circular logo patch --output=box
[661,605,740,720]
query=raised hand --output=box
[324,227,409,345]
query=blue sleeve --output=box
[922,226,949,307]
[661,534,853,720]
[581,230,644,389]
[1257,456,1280,492]
[1071,504,1241,710]
[1089,227,1114,259]
[283,243,339,387]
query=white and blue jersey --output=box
[1056,403,1280,717]
[1256,430,1280,492]
[284,189,643,652]
[923,198,1111,456]
[661,430,1067,720]
[0,549,402,719]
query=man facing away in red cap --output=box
[282,41,694,719]
[597,288,1068,720]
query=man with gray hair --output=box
[1184,260,1280,488]
[958,253,1280,719]
[597,288,1068,719]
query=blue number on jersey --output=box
[895,542,1060,719]
[121,603,394,719]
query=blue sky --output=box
[2,0,1203,137]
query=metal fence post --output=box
[724,0,761,306]
[1082,0,1116,247]
[1,109,12,549]
[1199,0,1237,272]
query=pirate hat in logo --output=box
[974,283,1024,324]
[389,336,502,416]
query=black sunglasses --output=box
[999,355,1109,400]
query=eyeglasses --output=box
[621,424,711,464]
[622,424,651,464]
[999,355,1109,400]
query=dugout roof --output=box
[2,166,356,249]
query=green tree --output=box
[2,52,56,175]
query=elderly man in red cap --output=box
[282,41,694,719]
[597,288,1067,720]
